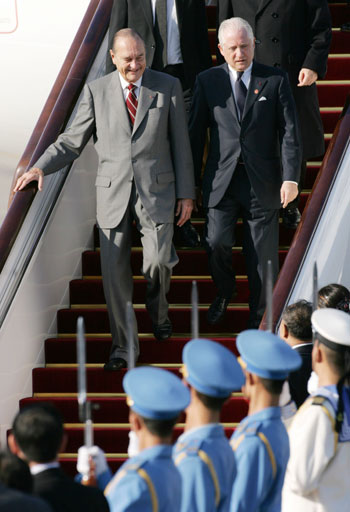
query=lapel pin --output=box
[254,89,259,94]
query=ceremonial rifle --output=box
[77,316,96,485]
[191,280,199,339]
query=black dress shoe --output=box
[341,22,350,31]
[176,220,200,248]
[281,206,301,229]
[104,358,127,371]
[153,320,172,341]
[207,296,230,325]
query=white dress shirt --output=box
[119,74,143,100]
[151,0,183,65]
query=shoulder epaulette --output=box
[174,438,220,507]
[105,458,159,512]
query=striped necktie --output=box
[126,84,138,125]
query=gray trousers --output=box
[99,184,178,361]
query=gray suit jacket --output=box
[35,68,195,228]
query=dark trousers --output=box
[204,164,280,322]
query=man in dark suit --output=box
[8,404,109,512]
[190,17,301,327]
[0,482,53,512]
[279,300,313,408]
[14,30,195,370]
[106,0,212,247]
[217,0,332,229]
[106,0,212,98]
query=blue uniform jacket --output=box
[173,423,237,511]
[105,444,182,512]
[230,407,289,512]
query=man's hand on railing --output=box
[14,167,44,192]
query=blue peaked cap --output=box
[237,330,302,380]
[182,338,245,397]
[123,366,190,420]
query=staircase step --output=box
[56,306,252,335]
[44,336,238,364]
[20,395,247,423]
[320,107,342,132]
[326,56,350,80]
[330,30,350,53]
[32,367,243,394]
[81,249,288,277]
[317,82,350,107]
[70,277,249,305]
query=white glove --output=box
[77,445,109,477]
[128,430,140,458]
[307,371,319,395]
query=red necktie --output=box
[126,84,138,125]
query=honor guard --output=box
[230,330,301,512]
[174,338,244,511]
[282,308,350,512]
[104,366,190,512]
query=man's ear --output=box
[280,320,289,341]
[8,433,21,456]
[129,410,142,433]
[218,44,225,57]
[313,340,323,363]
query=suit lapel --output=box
[256,0,273,16]
[112,72,132,135]
[141,0,154,29]
[132,69,157,134]
[242,62,267,120]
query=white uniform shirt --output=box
[282,395,350,512]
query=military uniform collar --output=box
[177,423,223,444]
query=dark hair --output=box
[318,283,350,313]
[195,390,230,412]
[12,404,64,463]
[0,451,33,493]
[142,416,178,438]
[259,377,285,396]
[282,300,313,341]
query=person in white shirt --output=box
[282,308,350,512]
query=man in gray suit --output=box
[14,29,195,370]
[190,18,301,328]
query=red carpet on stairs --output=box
[17,2,350,477]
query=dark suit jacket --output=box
[217,0,332,158]
[32,468,109,512]
[0,482,52,512]
[106,0,212,89]
[288,343,312,408]
[189,61,301,210]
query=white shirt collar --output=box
[118,73,143,92]
[228,62,253,83]
[292,342,312,350]
[30,461,60,475]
